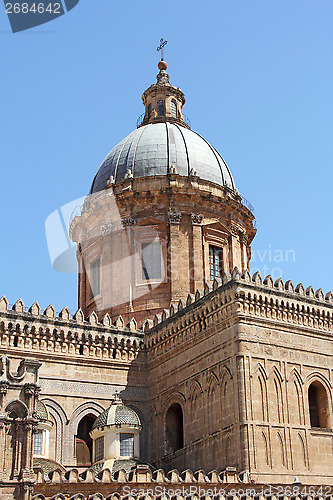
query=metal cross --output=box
[157,38,167,60]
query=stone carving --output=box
[121,217,136,228]
[168,210,182,224]
[101,222,112,236]
[191,213,203,225]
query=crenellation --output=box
[295,283,305,295]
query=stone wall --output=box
[145,268,333,484]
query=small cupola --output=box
[89,393,142,473]
[33,400,53,458]
[139,40,189,129]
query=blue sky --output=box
[1,0,332,314]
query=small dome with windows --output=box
[89,394,142,473]
[33,400,53,461]
[91,394,141,431]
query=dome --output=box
[90,123,235,194]
[36,400,50,421]
[92,402,141,431]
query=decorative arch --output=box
[288,370,304,425]
[257,430,270,467]
[66,401,105,464]
[305,371,332,390]
[269,371,283,423]
[41,398,68,463]
[165,402,184,454]
[294,433,307,469]
[252,366,268,422]
[189,381,203,442]
[306,377,332,429]
[275,431,286,467]
[5,399,28,418]
[206,371,219,434]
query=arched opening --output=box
[171,100,177,118]
[308,381,330,428]
[75,414,96,466]
[157,100,165,117]
[165,403,183,454]
[147,103,152,119]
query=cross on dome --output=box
[156,37,167,60]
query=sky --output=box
[1,0,332,315]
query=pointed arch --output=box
[5,399,28,418]
[252,372,267,421]
[207,372,219,434]
[257,430,270,467]
[190,380,203,442]
[275,431,286,467]
[288,372,304,425]
[67,401,105,465]
[307,379,332,428]
[269,374,283,423]
[294,433,307,469]
[41,398,67,463]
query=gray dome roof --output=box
[90,123,235,193]
[92,404,141,431]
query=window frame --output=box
[135,229,166,286]
[89,257,101,299]
[33,429,43,456]
[157,100,165,117]
[94,435,104,462]
[209,244,223,281]
[119,432,134,457]
[141,240,162,281]
[170,100,177,118]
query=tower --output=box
[70,59,256,324]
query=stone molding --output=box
[0,301,143,363]
[144,268,333,350]
[0,270,332,362]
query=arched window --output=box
[75,414,96,466]
[308,381,330,428]
[165,403,184,453]
[171,100,177,118]
[147,103,152,119]
[157,100,165,117]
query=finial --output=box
[111,391,123,404]
[157,38,168,70]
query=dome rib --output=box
[165,123,170,174]
[212,144,235,191]
[173,123,190,176]
[194,130,226,186]
[132,124,148,176]
[114,130,136,182]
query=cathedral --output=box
[0,53,332,500]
